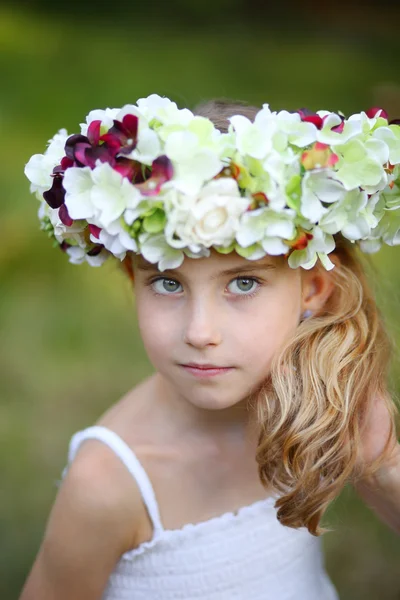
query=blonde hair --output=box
[120,98,400,536]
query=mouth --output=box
[179,363,234,378]
[183,363,229,369]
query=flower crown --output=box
[25,94,400,272]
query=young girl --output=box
[21,95,400,600]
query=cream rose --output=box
[166,178,249,248]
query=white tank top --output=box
[61,425,340,600]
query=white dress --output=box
[61,425,340,600]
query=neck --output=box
[151,372,262,448]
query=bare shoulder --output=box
[19,439,146,600]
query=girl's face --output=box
[133,250,304,411]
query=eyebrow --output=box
[136,263,276,277]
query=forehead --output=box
[133,250,290,278]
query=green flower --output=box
[234,242,266,260]
[335,139,386,192]
[125,201,167,240]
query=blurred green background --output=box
[1,2,400,599]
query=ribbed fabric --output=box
[62,426,340,600]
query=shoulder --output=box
[61,435,146,544]
[19,439,146,600]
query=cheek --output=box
[233,289,300,367]
[135,294,178,364]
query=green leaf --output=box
[286,174,302,211]
[371,116,389,132]
[234,243,260,258]
[214,241,236,254]
[148,118,163,130]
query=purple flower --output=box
[43,173,65,209]
[366,107,389,120]
[58,203,73,226]
[135,156,173,196]
[100,114,139,155]
[42,157,74,210]
[65,120,116,169]
[297,109,324,130]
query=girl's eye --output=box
[227,277,260,295]
[152,278,182,294]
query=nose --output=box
[183,297,222,348]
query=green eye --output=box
[227,277,258,294]
[153,278,182,294]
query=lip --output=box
[179,363,234,378]
[183,363,228,369]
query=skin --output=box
[131,248,336,447]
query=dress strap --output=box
[63,425,164,536]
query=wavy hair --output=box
[119,98,400,536]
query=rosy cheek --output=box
[138,311,175,359]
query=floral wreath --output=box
[25,94,400,272]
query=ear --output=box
[301,253,341,315]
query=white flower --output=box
[368,208,400,246]
[275,110,318,147]
[316,112,362,145]
[259,153,300,211]
[334,139,387,193]
[63,166,97,220]
[183,246,211,259]
[347,111,381,135]
[229,107,276,160]
[125,128,161,165]
[65,246,87,264]
[115,104,147,125]
[372,125,400,165]
[65,245,109,267]
[165,131,223,195]
[301,170,346,223]
[165,178,248,248]
[46,129,69,159]
[319,189,366,236]
[64,163,143,228]
[25,153,54,196]
[24,129,69,196]
[342,191,383,241]
[231,107,316,172]
[54,219,87,246]
[140,234,185,271]
[382,181,400,211]
[80,108,119,136]
[38,200,88,248]
[92,217,137,258]
[236,207,295,253]
[136,94,193,127]
[90,163,143,228]
[288,226,336,270]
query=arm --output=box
[19,441,142,600]
[353,443,400,535]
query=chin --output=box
[182,387,249,411]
